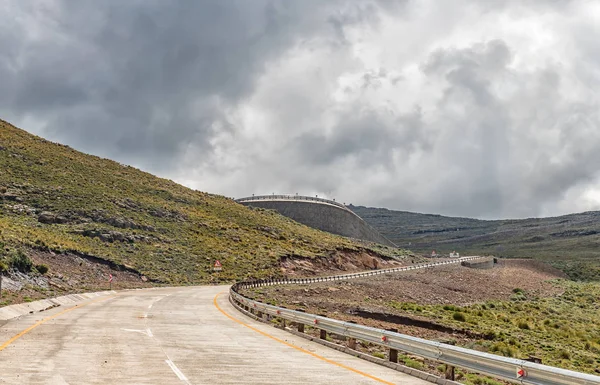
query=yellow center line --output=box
[0,294,117,352]
[213,292,395,385]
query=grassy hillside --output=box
[0,120,405,286]
[350,206,600,280]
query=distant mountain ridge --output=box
[350,205,600,280]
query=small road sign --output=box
[517,367,526,378]
[213,260,222,272]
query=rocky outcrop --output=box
[1,189,23,202]
[72,229,156,243]
[38,211,69,224]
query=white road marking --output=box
[165,359,191,384]
[143,294,191,384]
[121,328,153,337]
[122,328,148,335]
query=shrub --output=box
[372,352,385,359]
[558,350,571,360]
[483,330,498,340]
[453,312,466,322]
[8,250,32,272]
[35,264,49,275]
[403,357,424,370]
[510,292,526,301]
[517,321,530,330]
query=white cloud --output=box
[2,0,600,219]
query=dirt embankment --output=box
[279,249,419,277]
[1,249,151,305]
[242,259,566,342]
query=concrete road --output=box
[0,286,432,384]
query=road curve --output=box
[0,286,431,385]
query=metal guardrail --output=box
[230,257,600,385]
[236,194,350,211]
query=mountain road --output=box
[0,286,431,385]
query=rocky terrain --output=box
[0,249,149,306]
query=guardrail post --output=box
[317,314,327,340]
[389,348,398,363]
[445,365,455,380]
[347,337,356,350]
[278,306,287,328]
[320,329,327,340]
[296,309,305,332]
[347,321,357,349]
[386,328,398,363]
[257,311,263,319]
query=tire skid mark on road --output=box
[0,294,118,352]
[213,292,395,385]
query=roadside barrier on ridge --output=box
[229,257,600,385]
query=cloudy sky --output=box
[1,0,600,219]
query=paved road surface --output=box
[0,286,432,384]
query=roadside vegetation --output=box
[385,280,600,374]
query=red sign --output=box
[109,273,113,283]
[213,260,222,271]
[516,368,526,378]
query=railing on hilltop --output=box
[229,256,600,385]
[235,194,396,247]
[235,194,350,211]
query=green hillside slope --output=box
[0,120,404,286]
[351,205,600,280]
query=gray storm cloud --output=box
[1,0,599,219]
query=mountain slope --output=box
[0,120,406,288]
[350,205,600,280]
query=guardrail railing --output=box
[236,194,350,211]
[229,257,600,385]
